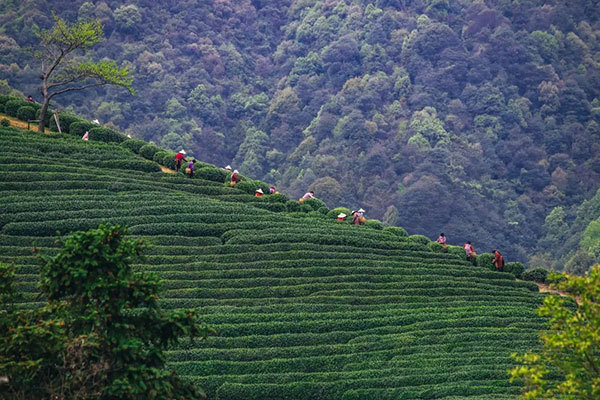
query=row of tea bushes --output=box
[0,127,548,399]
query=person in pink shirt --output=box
[436,233,447,253]
[299,191,314,203]
[463,241,474,261]
[82,131,89,141]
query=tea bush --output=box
[0,125,548,400]
[121,138,147,154]
[0,118,9,127]
[327,207,352,219]
[139,143,161,160]
[477,253,495,270]
[383,226,408,238]
[504,262,524,278]
[301,197,328,212]
[521,268,548,283]
[16,106,36,121]
[408,234,430,246]
[49,112,83,133]
[196,167,228,183]
[4,99,28,117]
[363,219,383,230]
[69,121,96,137]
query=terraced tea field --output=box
[0,127,545,399]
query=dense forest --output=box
[1,0,599,271]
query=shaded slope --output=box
[0,127,546,400]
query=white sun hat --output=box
[225,165,232,170]
[338,213,347,218]
[256,188,264,194]
[233,170,239,174]
[358,208,365,213]
[179,149,186,154]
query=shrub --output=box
[89,127,115,143]
[121,138,147,154]
[49,112,83,134]
[364,219,384,230]
[447,245,465,259]
[383,226,408,238]
[0,94,14,108]
[300,203,314,213]
[286,200,301,212]
[477,253,494,270]
[4,100,28,118]
[69,121,96,137]
[504,262,524,278]
[428,241,444,253]
[235,179,270,195]
[161,152,178,170]
[301,197,328,212]
[196,167,229,183]
[521,268,548,283]
[0,118,9,127]
[315,206,327,215]
[139,144,161,160]
[326,207,352,219]
[107,129,126,143]
[153,150,169,164]
[17,106,36,121]
[408,235,430,246]
[265,193,288,204]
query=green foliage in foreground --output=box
[510,266,600,399]
[0,224,213,400]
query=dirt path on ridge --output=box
[159,165,176,174]
[536,282,581,305]
[0,113,46,131]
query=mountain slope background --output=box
[1,0,600,268]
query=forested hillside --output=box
[1,0,599,268]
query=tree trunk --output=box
[38,97,49,133]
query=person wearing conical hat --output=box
[337,213,347,222]
[174,149,187,172]
[222,165,232,172]
[82,131,89,141]
[230,169,241,187]
[357,208,366,224]
[255,188,264,197]
[353,211,361,225]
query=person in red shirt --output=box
[492,250,504,271]
[255,188,264,197]
[230,169,241,187]
[174,150,187,172]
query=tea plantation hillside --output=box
[0,127,548,399]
